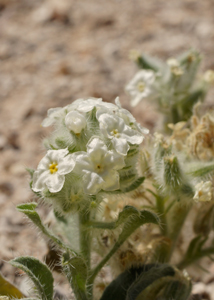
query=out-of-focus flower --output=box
[42,107,67,127]
[167,58,183,76]
[168,122,190,151]
[193,181,212,202]
[126,70,155,107]
[203,70,214,83]
[74,137,125,194]
[32,149,75,193]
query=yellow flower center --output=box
[111,129,120,138]
[137,81,145,92]
[49,162,58,174]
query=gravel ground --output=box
[0,0,214,298]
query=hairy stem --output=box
[79,210,91,269]
[79,209,91,299]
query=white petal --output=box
[37,155,51,170]
[74,152,94,173]
[112,137,129,155]
[87,137,108,158]
[130,94,144,107]
[121,129,144,145]
[58,154,75,175]
[32,170,50,192]
[46,173,65,193]
[41,107,63,127]
[103,150,125,170]
[83,171,104,194]
[65,111,86,134]
[47,148,69,163]
[115,97,121,108]
[102,170,120,191]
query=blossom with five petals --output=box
[98,113,144,155]
[73,137,125,194]
[32,149,75,193]
[126,70,155,107]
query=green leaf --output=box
[121,177,145,193]
[10,256,53,300]
[137,53,165,72]
[187,163,214,177]
[0,273,24,298]
[17,203,77,254]
[109,177,145,194]
[62,253,88,300]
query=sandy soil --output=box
[0,0,214,298]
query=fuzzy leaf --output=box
[118,209,159,245]
[187,163,214,178]
[109,177,145,194]
[0,273,24,298]
[17,203,77,254]
[10,256,53,300]
[62,253,88,300]
[121,177,145,193]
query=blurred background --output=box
[0,0,214,297]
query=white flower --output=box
[74,137,125,194]
[126,70,155,107]
[167,58,183,76]
[98,113,144,155]
[41,107,67,127]
[65,111,86,134]
[193,181,212,202]
[32,149,75,193]
[42,98,118,128]
[203,70,214,83]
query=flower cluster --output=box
[125,50,214,131]
[31,97,148,212]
